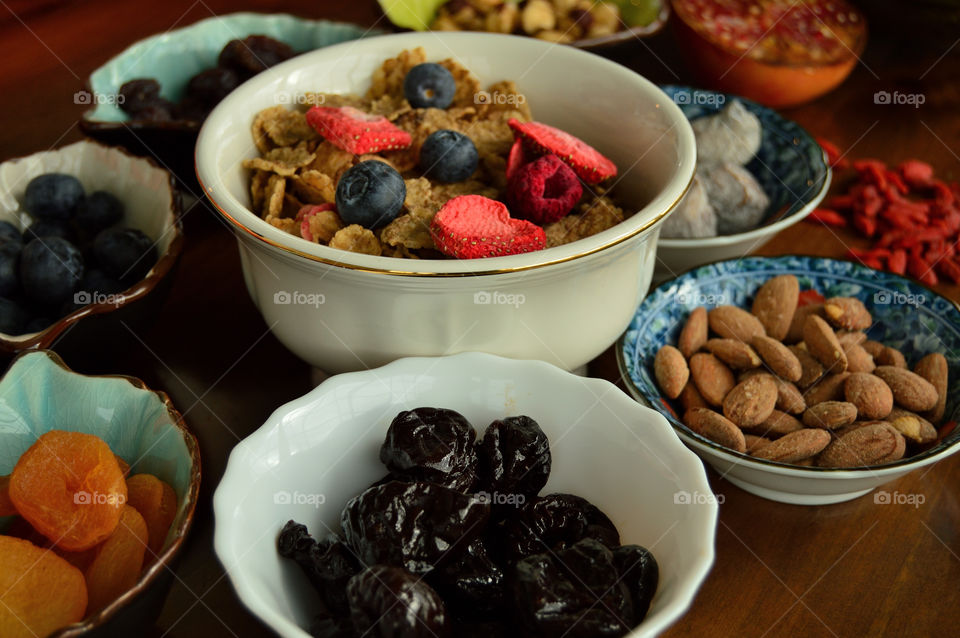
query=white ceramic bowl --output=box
[213,352,717,637]
[196,32,696,374]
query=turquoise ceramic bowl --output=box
[0,350,201,637]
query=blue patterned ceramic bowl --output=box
[619,256,960,505]
[655,87,830,280]
[0,350,201,637]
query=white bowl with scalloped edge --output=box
[213,352,716,637]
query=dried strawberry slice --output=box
[305,106,412,155]
[430,195,546,259]
[508,119,617,184]
[505,137,529,182]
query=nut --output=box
[789,345,825,389]
[862,340,886,359]
[751,335,802,382]
[752,428,831,464]
[774,378,807,414]
[802,314,848,372]
[873,366,939,412]
[654,345,689,399]
[837,331,867,348]
[802,401,858,429]
[844,343,876,373]
[746,409,804,438]
[678,381,708,412]
[751,274,799,340]
[823,297,872,331]
[886,407,938,444]
[844,372,893,419]
[705,338,762,370]
[744,434,772,454]
[708,306,766,343]
[689,353,736,407]
[875,346,907,368]
[521,0,556,33]
[914,353,948,423]
[678,306,708,359]
[785,303,823,344]
[722,374,778,427]
[684,408,746,453]
[816,422,906,467]
[803,372,850,407]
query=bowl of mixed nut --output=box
[619,255,960,505]
[196,31,696,374]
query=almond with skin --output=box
[816,422,906,467]
[823,297,872,331]
[875,346,907,368]
[751,335,802,382]
[914,353,948,423]
[752,428,831,463]
[873,366,939,412]
[803,372,850,406]
[803,315,848,372]
[655,345,689,399]
[844,372,894,419]
[722,374,778,427]
[689,353,736,406]
[744,434,772,454]
[751,274,799,340]
[802,401,858,429]
[789,345,825,388]
[708,306,766,343]
[885,407,938,444]
[684,408,746,453]
[837,331,867,348]
[746,409,804,438]
[844,343,876,373]
[705,339,762,369]
[678,381,709,412]
[678,306,708,359]
[785,303,823,344]
[862,340,886,359]
[774,379,807,414]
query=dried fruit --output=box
[507,119,617,184]
[708,305,765,343]
[305,105,413,154]
[751,274,799,340]
[751,335,801,382]
[428,536,504,615]
[0,535,88,638]
[844,372,894,420]
[347,565,450,637]
[84,505,149,612]
[803,315,848,372]
[817,422,906,467]
[873,366,939,412]
[722,374,777,427]
[614,544,659,622]
[9,430,127,551]
[500,493,620,562]
[683,408,746,453]
[752,428,831,464]
[914,353,948,423]
[802,401,858,430]
[430,195,546,259]
[678,306,708,359]
[477,415,551,502]
[705,338,761,369]
[277,521,360,615]
[654,345,690,399]
[380,407,478,492]
[507,154,582,224]
[689,352,736,406]
[0,475,14,517]
[125,474,177,558]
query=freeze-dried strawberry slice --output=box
[296,203,338,242]
[430,195,546,259]
[305,106,412,155]
[505,137,529,182]
[508,118,617,184]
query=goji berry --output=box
[888,249,907,274]
[807,208,847,227]
[899,159,934,188]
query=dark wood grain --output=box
[1,2,957,636]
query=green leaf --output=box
[378,0,448,31]
[615,0,662,27]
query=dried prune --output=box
[451,619,511,638]
[500,493,619,562]
[614,545,659,622]
[379,407,478,492]
[347,565,450,638]
[428,536,504,615]
[277,520,361,615]
[118,78,162,114]
[513,538,634,637]
[341,481,489,574]
[477,416,551,506]
[186,67,241,106]
[218,35,295,78]
[309,609,354,638]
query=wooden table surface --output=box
[2,2,958,637]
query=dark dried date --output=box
[346,565,450,638]
[380,407,478,491]
[477,415,551,503]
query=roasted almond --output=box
[875,346,907,368]
[844,372,893,420]
[655,345,689,399]
[722,374,778,427]
[803,372,850,406]
[861,340,886,359]
[684,408,746,453]
[774,379,807,414]
[751,274,799,340]
[837,331,867,348]
[816,422,906,467]
[689,353,736,407]
[823,297,872,331]
[678,306,708,359]
[744,434,772,454]
[789,345,825,388]
[873,366,939,412]
[803,401,858,429]
[886,407,938,445]
[708,306,766,343]
[746,409,804,438]
[914,353,948,423]
[785,303,823,344]
[752,428,831,464]
[844,343,876,373]
[678,381,709,412]
[803,315,848,372]
[705,339,762,369]
[751,335,802,383]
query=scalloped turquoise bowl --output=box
[0,350,201,636]
[619,256,960,505]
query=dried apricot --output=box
[125,473,177,558]
[115,455,131,477]
[84,505,149,612]
[0,475,15,517]
[0,535,88,638]
[9,431,127,551]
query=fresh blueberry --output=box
[0,243,21,297]
[76,191,124,234]
[92,227,156,283]
[24,219,75,244]
[0,297,28,334]
[24,315,54,333]
[403,63,456,110]
[335,161,407,229]
[0,220,22,246]
[81,268,126,296]
[19,237,84,308]
[419,130,479,183]
[23,173,85,221]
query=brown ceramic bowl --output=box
[0,140,183,355]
